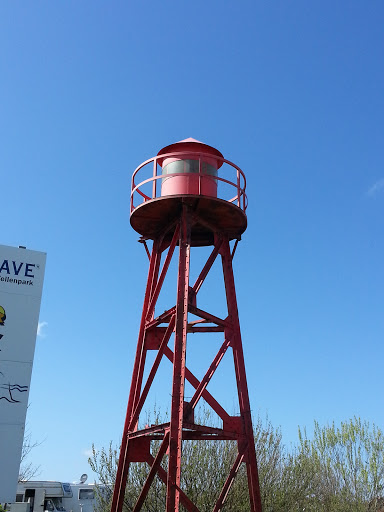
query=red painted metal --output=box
[111,140,262,512]
[167,204,191,511]
[130,150,247,213]
[158,138,223,197]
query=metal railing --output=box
[130,151,248,214]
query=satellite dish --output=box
[80,474,88,484]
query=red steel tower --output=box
[111,138,262,512]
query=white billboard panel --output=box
[0,245,46,503]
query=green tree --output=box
[89,411,300,512]
[89,414,384,512]
[297,417,384,512]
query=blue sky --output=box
[1,1,383,483]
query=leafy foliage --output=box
[297,417,384,511]
[89,414,384,512]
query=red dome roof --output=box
[157,138,224,168]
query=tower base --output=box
[111,203,262,512]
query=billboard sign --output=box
[0,245,46,503]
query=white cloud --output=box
[37,321,48,337]
[82,448,94,458]
[367,178,384,197]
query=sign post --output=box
[0,245,46,502]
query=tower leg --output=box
[166,205,191,511]
[111,238,162,512]
[220,238,262,512]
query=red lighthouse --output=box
[111,138,262,512]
